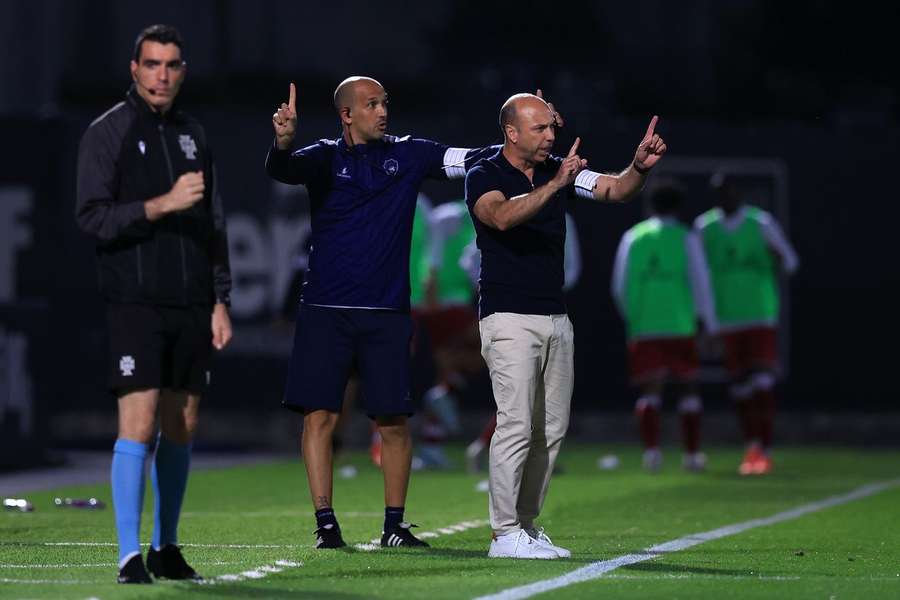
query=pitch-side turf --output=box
[2,445,899,599]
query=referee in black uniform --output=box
[76,24,232,584]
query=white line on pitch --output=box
[39,542,301,548]
[199,559,302,585]
[475,479,900,600]
[354,519,489,551]
[0,560,243,569]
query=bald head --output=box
[499,93,551,137]
[334,76,384,113]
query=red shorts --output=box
[416,306,478,348]
[628,336,699,384]
[722,326,778,375]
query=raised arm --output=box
[577,116,668,204]
[759,214,799,275]
[266,83,327,184]
[471,138,585,231]
[273,82,297,151]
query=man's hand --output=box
[633,116,667,172]
[212,302,232,351]
[272,83,298,150]
[551,137,587,189]
[536,88,564,128]
[145,171,204,220]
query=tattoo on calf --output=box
[316,495,331,510]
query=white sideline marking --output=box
[0,577,91,584]
[200,560,302,585]
[181,510,382,518]
[2,517,486,586]
[354,518,489,551]
[0,560,240,569]
[475,479,900,600]
[40,542,301,549]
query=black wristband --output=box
[632,160,650,175]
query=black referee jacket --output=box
[76,85,231,307]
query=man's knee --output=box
[159,391,200,444]
[118,388,159,443]
[375,416,410,445]
[303,409,340,435]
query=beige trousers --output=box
[479,312,574,535]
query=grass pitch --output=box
[2,445,899,599]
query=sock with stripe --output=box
[756,388,777,452]
[678,395,703,454]
[635,395,661,449]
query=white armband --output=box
[443,147,470,179]
[574,169,601,199]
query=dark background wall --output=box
[1,0,898,450]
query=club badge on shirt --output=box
[383,159,399,176]
[178,134,198,160]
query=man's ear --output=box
[340,107,352,126]
[505,124,517,144]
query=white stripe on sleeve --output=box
[443,147,470,179]
[574,170,602,199]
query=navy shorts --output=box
[283,305,414,418]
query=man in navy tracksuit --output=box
[266,77,501,548]
[76,25,232,583]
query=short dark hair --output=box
[499,102,517,132]
[647,179,685,215]
[133,24,184,62]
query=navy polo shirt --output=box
[465,149,575,319]
[266,135,493,311]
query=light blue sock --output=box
[111,439,148,563]
[151,435,192,549]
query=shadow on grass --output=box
[171,583,369,599]
[622,561,767,578]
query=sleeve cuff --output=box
[574,170,601,199]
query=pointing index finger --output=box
[644,115,658,139]
[288,83,296,112]
[567,137,581,158]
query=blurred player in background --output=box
[612,180,717,472]
[414,197,482,468]
[695,172,799,475]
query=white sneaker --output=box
[525,527,571,558]
[488,529,559,559]
[642,448,662,472]
[682,452,707,472]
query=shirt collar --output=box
[336,133,387,154]
[493,148,553,175]
[127,84,178,123]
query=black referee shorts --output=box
[106,303,213,396]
